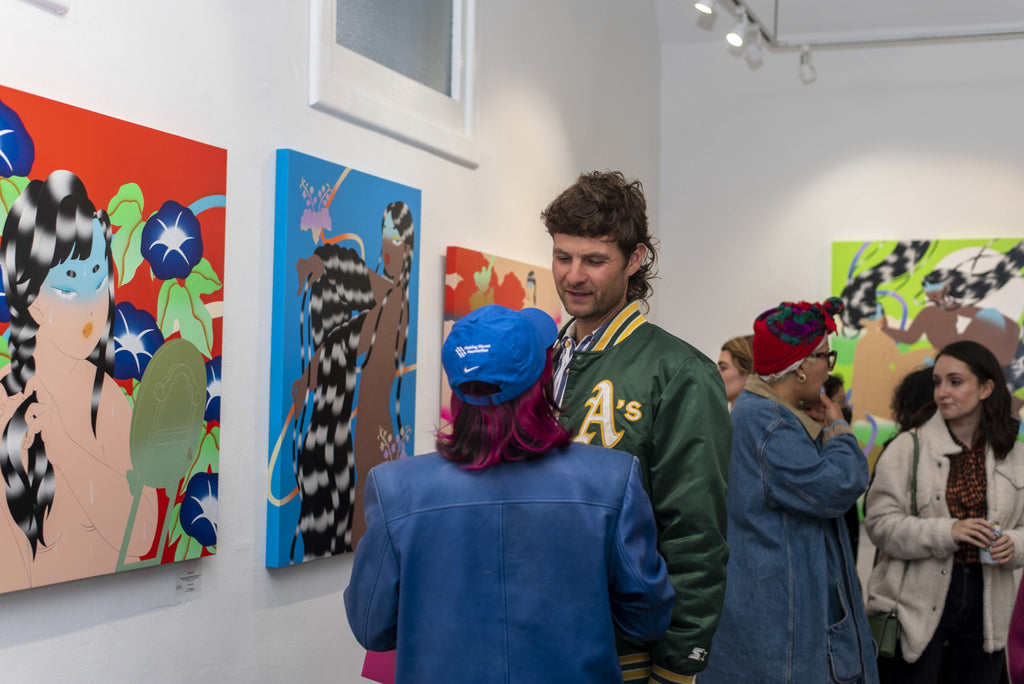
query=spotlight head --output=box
[694,0,716,14]
[726,13,748,47]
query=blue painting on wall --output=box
[267,149,419,567]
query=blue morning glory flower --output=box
[113,302,164,380]
[0,277,9,324]
[180,472,217,547]
[0,98,34,178]
[205,355,221,423]
[141,200,204,280]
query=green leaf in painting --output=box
[156,279,175,329]
[168,502,182,536]
[174,537,192,562]
[107,183,143,227]
[192,427,219,478]
[165,502,190,562]
[180,290,215,359]
[168,502,202,562]
[107,184,147,287]
[185,258,223,298]
[158,282,214,358]
[0,176,30,228]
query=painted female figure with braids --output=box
[291,201,414,558]
[0,170,157,591]
[840,240,1024,434]
[881,266,1022,369]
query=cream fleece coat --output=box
[865,411,1024,663]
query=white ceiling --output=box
[655,0,1024,47]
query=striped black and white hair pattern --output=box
[840,239,1024,391]
[839,241,932,330]
[0,170,115,556]
[922,241,1024,308]
[292,201,414,560]
[924,241,1024,390]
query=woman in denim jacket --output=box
[702,298,878,684]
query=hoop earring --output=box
[796,372,807,383]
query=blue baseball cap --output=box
[442,305,558,406]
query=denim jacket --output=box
[701,377,879,684]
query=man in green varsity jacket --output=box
[542,171,731,684]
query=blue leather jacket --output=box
[344,444,674,683]
[701,378,879,684]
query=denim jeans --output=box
[887,563,1005,684]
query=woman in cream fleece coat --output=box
[866,341,1024,683]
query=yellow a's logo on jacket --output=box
[573,380,642,448]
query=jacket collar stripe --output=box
[614,315,646,347]
[592,301,645,351]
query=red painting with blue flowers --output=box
[0,84,226,593]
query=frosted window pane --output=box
[336,0,453,96]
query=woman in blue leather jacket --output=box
[702,297,879,684]
[344,304,674,683]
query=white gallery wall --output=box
[659,35,1024,359]
[0,0,659,681]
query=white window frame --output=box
[309,0,478,168]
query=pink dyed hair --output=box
[437,351,571,470]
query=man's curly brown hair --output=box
[541,170,658,305]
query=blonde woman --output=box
[718,334,754,408]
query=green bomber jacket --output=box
[555,301,732,682]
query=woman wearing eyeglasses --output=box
[702,298,878,684]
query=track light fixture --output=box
[702,3,823,80]
[726,12,748,47]
[694,0,717,15]
[799,45,817,83]
[745,30,764,63]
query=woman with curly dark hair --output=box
[889,367,938,437]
